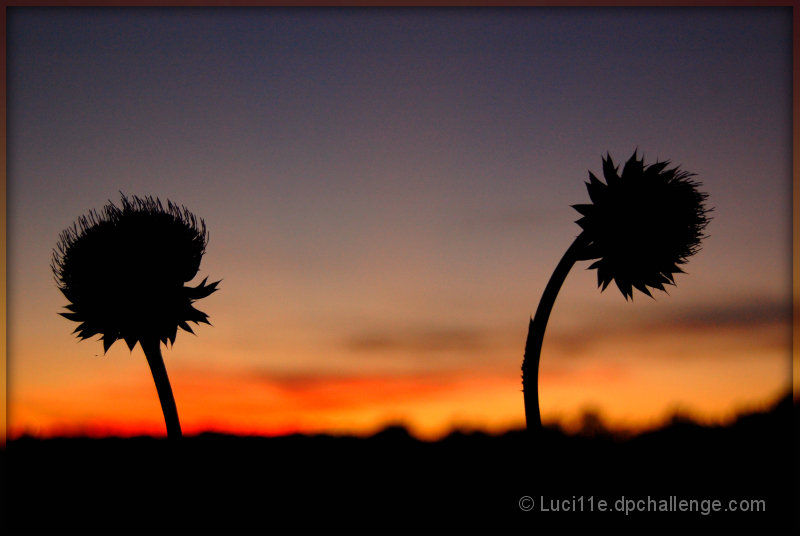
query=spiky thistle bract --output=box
[572,151,711,299]
[52,194,220,352]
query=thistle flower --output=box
[52,194,220,438]
[521,151,711,433]
[572,151,711,299]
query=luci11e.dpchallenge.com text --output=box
[518,495,766,516]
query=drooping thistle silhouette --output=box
[522,151,711,432]
[52,194,220,438]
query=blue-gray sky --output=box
[7,7,793,438]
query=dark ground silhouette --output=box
[3,393,795,532]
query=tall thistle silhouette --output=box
[52,194,220,438]
[522,151,711,432]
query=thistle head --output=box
[52,194,220,352]
[572,151,711,299]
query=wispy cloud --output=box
[661,296,791,331]
[546,295,791,359]
[249,369,459,395]
[337,295,791,364]
[344,326,489,354]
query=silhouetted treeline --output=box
[4,393,795,532]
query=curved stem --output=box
[522,233,589,433]
[141,338,182,439]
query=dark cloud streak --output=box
[662,296,791,331]
[345,326,488,354]
[547,295,791,358]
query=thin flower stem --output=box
[142,339,182,439]
[522,233,589,433]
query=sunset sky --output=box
[6,7,794,441]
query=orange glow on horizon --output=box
[8,294,791,443]
[9,331,789,442]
